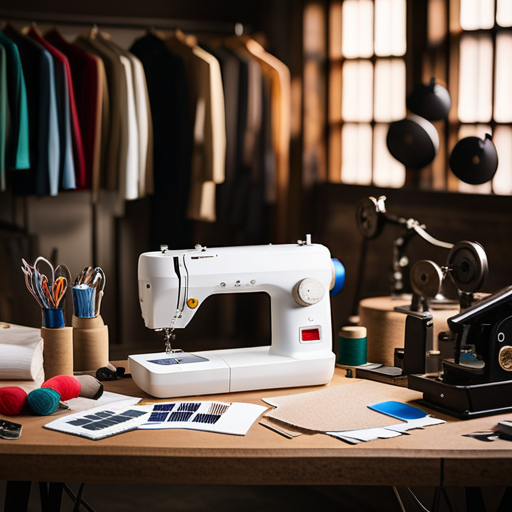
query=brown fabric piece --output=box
[263,379,423,432]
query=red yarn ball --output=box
[0,386,28,416]
[42,375,81,401]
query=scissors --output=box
[21,257,71,310]
[52,276,68,308]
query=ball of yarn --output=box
[42,375,81,401]
[27,388,60,416]
[0,386,27,416]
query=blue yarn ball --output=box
[27,388,61,416]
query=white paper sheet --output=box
[44,401,153,440]
[138,401,268,436]
[328,427,403,442]
[384,416,445,432]
[327,415,445,443]
[65,391,141,412]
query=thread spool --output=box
[72,285,96,318]
[42,308,65,329]
[75,375,104,400]
[358,296,458,366]
[72,315,109,372]
[41,326,73,379]
[337,326,367,366]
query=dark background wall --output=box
[1,0,512,357]
[313,184,512,335]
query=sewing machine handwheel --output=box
[410,260,443,299]
[447,241,488,293]
[356,197,385,239]
[293,278,325,306]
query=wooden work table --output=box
[1,365,512,489]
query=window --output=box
[328,0,407,187]
[322,0,512,194]
[450,0,512,194]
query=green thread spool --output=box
[337,326,367,366]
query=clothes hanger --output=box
[89,24,99,39]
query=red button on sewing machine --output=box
[301,328,320,341]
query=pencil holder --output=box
[41,326,74,379]
[72,315,109,372]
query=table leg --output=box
[497,487,512,512]
[4,481,31,512]
[39,482,64,512]
[465,487,485,512]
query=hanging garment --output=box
[226,45,266,243]
[42,28,86,190]
[94,33,152,198]
[113,51,138,201]
[27,26,77,191]
[0,31,30,176]
[44,28,104,196]
[212,39,269,243]
[0,43,7,191]
[164,30,226,222]
[235,36,291,242]
[3,24,60,197]
[75,32,123,193]
[201,44,240,224]
[130,32,193,249]
[93,53,110,194]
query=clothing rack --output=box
[0,9,281,347]
[0,5,246,253]
[0,9,245,35]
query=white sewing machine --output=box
[129,236,344,398]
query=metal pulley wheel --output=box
[410,260,444,299]
[356,197,385,239]
[446,241,488,293]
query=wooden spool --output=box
[358,296,459,367]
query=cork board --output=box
[263,379,424,433]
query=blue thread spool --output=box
[337,326,367,366]
[72,285,96,318]
[42,308,65,328]
[330,258,345,296]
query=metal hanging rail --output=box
[0,9,245,34]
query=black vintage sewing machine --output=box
[409,285,512,418]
